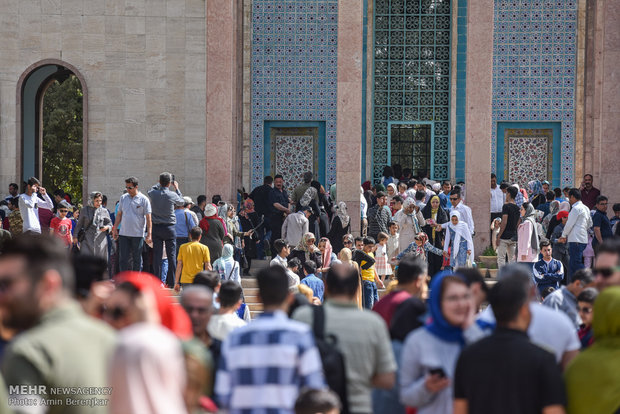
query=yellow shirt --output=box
[360,252,376,282]
[177,241,210,284]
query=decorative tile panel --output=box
[372,0,452,183]
[505,130,553,187]
[274,135,315,194]
[492,0,577,186]
[251,0,338,189]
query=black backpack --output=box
[312,305,350,414]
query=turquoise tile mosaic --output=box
[492,0,578,186]
[251,0,338,189]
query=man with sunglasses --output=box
[448,189,475,236]
[593,239,620,291]
[112,176,152,272]
[0,234,115,412]
[542,268,596,329]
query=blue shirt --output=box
[438,192,450,210]
[118,192,152,237]
[592,209,613,247]
[174,209,197,238]
[300,274,324,302]
[533,258,564,294]
[215,311,324,414]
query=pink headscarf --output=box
[320,237,333,269]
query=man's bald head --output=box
[180,286,214,338]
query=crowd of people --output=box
[0,168,618,414]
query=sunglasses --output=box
[592,266,620,278]
[577,306,592,314]
[125,186,135,190]
[58,209,68,213]
[103,306,127,320]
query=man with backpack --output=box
[294,264,396,414]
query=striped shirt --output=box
[215,310,325,414]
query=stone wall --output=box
[0,0,207,203]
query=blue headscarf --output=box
[528,180,544,196]
[425,270,467,346]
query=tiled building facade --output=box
[0,0,618,250]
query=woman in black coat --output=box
[288,232,322,279]
[327,201,351,254]
[421,195,449,278]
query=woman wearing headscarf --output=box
[400,272,485,414]
[422,195,449,277]
[73,191,112,259]
[212,244,241,285]
[238,198,261,274]
[338,247,363,309]
[565,287,620,414]
[543,200,560,237]
[442,211,474,271]
[327,201,350,253]
[296,185,321,237]
[528,180,545,208]
[317,237,340,278]
[288,232,322,279]
[199,204,226,263]
[517,202,540,269]
[387,183,398,202]
[394,197,426,253]
[312,180,332,238]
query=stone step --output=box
[244,295,260,304]
[247,303,264,312]
[244,287,259,296]
[251,259,270,269]
[241,278,258,288]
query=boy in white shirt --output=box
[207,281,247,341]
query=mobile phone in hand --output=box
[429,367,446,378]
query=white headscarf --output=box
[444,210,474,260]
[300,186,317,207]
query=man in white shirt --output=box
[112,176,153,271]
[18,177,53,233]
[270,239,290,268]
[449,189,475,235]
[490,173,504,222]
[559,188,593,280]
[281,206,311,248]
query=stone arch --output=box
[16,59,88,201]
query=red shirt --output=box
[50,217,73,246]
[581,187,600,210]
[372,290,412,327]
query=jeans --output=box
[497,239,517,267]
[119,236,144,272]
[362,280,378,309]
[568,242,587,282]
[152,223,177,287]
[160,259,168,284]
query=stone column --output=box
[206,0,242,203]
[465,0,494,254]
[583,0,620,202]
[336,0,364,235]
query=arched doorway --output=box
[17,59,88,204]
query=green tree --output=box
[42,75,83,204]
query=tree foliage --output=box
[42,75,83,204]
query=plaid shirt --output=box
[215,310,325,414]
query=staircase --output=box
[242,259,270,318]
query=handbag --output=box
[465,253,473,268]
[77,208,92,243]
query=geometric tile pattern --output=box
[251,0,338,189]
[492,0,578,186]
[372,0,451,182]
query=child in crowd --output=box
[207,280,247,341]
[386,221,399,262]
[551,210,570,280]
[577,287,598,349]
[393,232,443,262]
[300,261,324,303]
[374,232,393,284]
[49,200,73,247]
[359,237,384,309]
